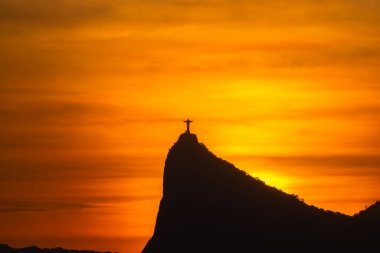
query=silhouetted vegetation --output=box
[143,133,380,252]
[0,244,112,253]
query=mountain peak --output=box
[163,132,215,199]
[174,132,199,147]
[143,133,379,252]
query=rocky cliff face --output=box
[143,133,379,253]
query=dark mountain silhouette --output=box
[0,244,112,253]
[143,132,380,252]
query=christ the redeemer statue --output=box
[184,118,193,133]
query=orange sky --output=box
[1,1,380,253]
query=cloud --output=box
[0,100,116,126]
[0,0,378,33]
[0,200,100,212]
[0,194,160,213]
[195,103,380,123]
[0,97,187,129]
[0,0,379,89]
[0,154,162,181]
[0,0,117,29]
[235,154,380,177]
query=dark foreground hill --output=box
[143,132,380,253]
[0,244,112,253]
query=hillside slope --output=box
[143,133,379,252]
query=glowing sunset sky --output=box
[1,1,380,252]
